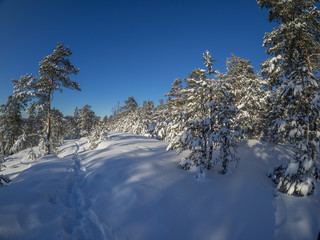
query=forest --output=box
[1,0,320,200]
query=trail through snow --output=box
[58,141,106,239]
[0,132,319,240]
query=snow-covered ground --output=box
[0,132,319,240]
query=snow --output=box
[297,180,313,197]
[285,162,299,176]
[278,120,287,133]
[0,133,319,240]
[293,85,302,95]
[303,159,313,171]
[289,128,297,138]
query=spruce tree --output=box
[258,0,320,195]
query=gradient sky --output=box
[0,0,274,117]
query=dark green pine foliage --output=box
[258,0,320,196]
[120,97,138,113]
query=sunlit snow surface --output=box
[0,133,319,240]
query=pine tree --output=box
[225,54,267,138]
[164,78,187,143]
[168,51,217,177]
[165,78,184,106]
[28,147,37,160]
[38,43,80,154]
[79,104,97,137]
[120,97,138,113]
[23,110,44,149]
[258,0,320,195]
[213,71,241,174]
[150,99,170,140]
[88,120,104,150]
[102,116,109,126]
[72,106,81,139]
[0,96,25,155]
[49,108,66,152]
[12,43,80,154]
[139,100,155,136]
[167,51,242,176]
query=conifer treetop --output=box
[38,42,80,96]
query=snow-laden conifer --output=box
[72,107,81,139]
[258,0,320,195]
[164,78,188,143]
[28,148,37,160]
[79,105,98,137]
[150,99,169,140]
[168,52,217,176]
[0,96,24,155]
[225,54,267,139]
[12,43,80,155]
[213,72,241,174]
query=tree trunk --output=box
[300,41,313,74]
[46,76,54,155]
[47,79,53,155]
[47,112,51,155]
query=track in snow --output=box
[58,141,107,240]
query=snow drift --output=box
[0,132,319,240]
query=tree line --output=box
[1,0,320,196]
[105,0,320,196]
[0,43,108,159]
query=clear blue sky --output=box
[0,0,273,117]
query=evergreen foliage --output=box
[79,104,99,137]
[1,1,319,197]
[213,71,241,174]
[225,54,267,138]
[72,107,81,139]
[0,96,24,155]
[121,97,138,113]
[107,51,242,177]
[12,43,80,155]
[258,0,320,196]
[28,148,37,160]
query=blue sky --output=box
[0,0,273,117]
